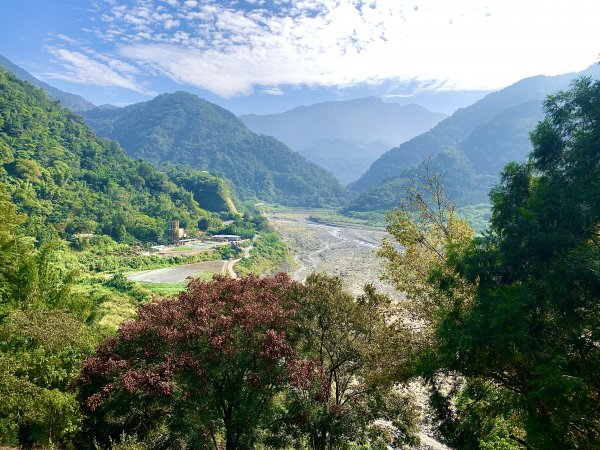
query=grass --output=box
[139,282,189,296]
[139,272,216,296]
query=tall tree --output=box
[79,274,306,450]
[279,274,419,450]
[382,78,600,449]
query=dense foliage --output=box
[0,68,239,244]
[344,149,493,214]
[381,78,600,449]
[283,275,419,450]
[0,54,95,112]
[79,274,303,449]
[0,188,96,447]
[82,92,349,207]
[78,273,418,449]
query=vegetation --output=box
[350,69,588,192]
[380,78,600,449]
[236,231,292,276]
[82,91,349,207]
[77,273,419,449]
[282,275,419,449]
[0,54,95,112]
[0,68,240,244]
[79,274,304,450]
[2,46,600,450]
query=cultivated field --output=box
[127,260,226,283]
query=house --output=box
[212,234,242,243]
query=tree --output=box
[278,274,419,450]
[78,274,306,450]
[382,78,600,449]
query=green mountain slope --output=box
[351,67,600,193]
[0,68,233,243]
[0,54,95,112]
[83,92,348,207]
[344,149,492,212]
[344,99,557,214]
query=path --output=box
[226,244,254,279]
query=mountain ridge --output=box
[0,54,95,112]
[82,91,349,207]
[351,65,600,193]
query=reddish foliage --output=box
[79,274,315,445]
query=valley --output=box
[267,209,396,297]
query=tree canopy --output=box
[381,77,600,449]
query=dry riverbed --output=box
[268,210,397,297]
[268,210,449,450]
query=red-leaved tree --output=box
[78,274,306,450]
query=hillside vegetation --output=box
[344,66,600,225]
[0,54,95,111]
[0,69,239,244]
[83,92,349,207]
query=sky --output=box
[0,0,598,114]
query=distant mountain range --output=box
[346,64,600,215]
[0,54,95,112]
[383,89,491,115]
[82,92,349,207]
[240,97,446,184]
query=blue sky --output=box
[1,0,598,114]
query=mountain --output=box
[298,139,390,185]
[344,149,493,213]
[240,97,446,184]
[0,67,234,243]
[0,54,95,112]
[82,92,348,207]
[351,65,600,194]
[241,97,446,150]
[383,89,492,115]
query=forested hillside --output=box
[0,69,234,243]
[351,65,600,193]
[345,100,546,215]
[83,92,349,207]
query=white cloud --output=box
[72,0,600,97]
[45,47,152,95]
[261,86,284,95]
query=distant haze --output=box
[241,97,446,183]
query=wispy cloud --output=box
[45,47,153,95]
[54,0,600,97]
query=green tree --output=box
[279,274,419,450]
[382,78,600,449]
